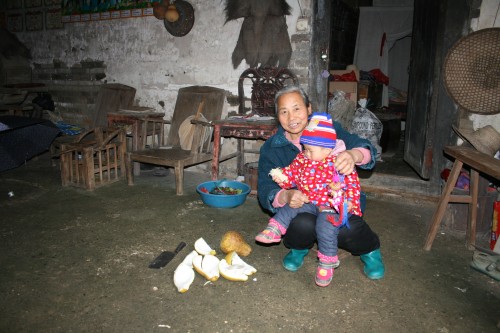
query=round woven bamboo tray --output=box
[443,28,500,115]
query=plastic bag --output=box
[328,91,356,132]
[351,99,383,161]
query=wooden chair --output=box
[126,86,226,195]
[238,66,298,116]
[50,83,136,166]
[211,67,296,179]
[60,127,127,191]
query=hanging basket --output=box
[443,28,500,115]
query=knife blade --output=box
[148,241,187,269]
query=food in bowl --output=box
[196,180,250,208]
[199,186,243,195]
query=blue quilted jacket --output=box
[257,121,376,214]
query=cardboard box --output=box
[358,80,383,107]
[329,70,358,103]
[358,83,369,100]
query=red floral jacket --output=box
[278,151,362,216]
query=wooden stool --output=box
[423,146,500,251]
[60,127,127,191]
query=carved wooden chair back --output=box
[238,67,298,117]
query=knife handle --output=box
[175,241,187,254]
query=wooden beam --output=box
[309,0,332,111]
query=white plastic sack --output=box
[351,99,383,161]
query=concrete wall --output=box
[13,0,311,177]
[16,1,306,114]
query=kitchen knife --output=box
[148,241,187,269]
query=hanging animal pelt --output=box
[224,0,292,69]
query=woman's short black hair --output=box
[274,85,310,114]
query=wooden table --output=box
[0,104,34,117]
[0,84,47,117]
[107,107,164,175]
[423,146,500,251]
[211,118,277,180]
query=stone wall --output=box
[9,0,311,177]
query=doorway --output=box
[320,0,473,197]
[329,1,420,180]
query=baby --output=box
[255,112,362,287]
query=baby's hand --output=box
[272,175,285,185]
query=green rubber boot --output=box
[360,248,385,280]
[282,249,309,272]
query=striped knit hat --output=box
[300,112,336,148]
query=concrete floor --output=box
[1,153,499,332]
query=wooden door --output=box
[404,0,441,179]
[405,0,471,182]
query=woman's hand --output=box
[335,150,362,175]
[280,189,309,208]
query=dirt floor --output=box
[0,154,499,333]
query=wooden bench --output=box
[423,146,500,251]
